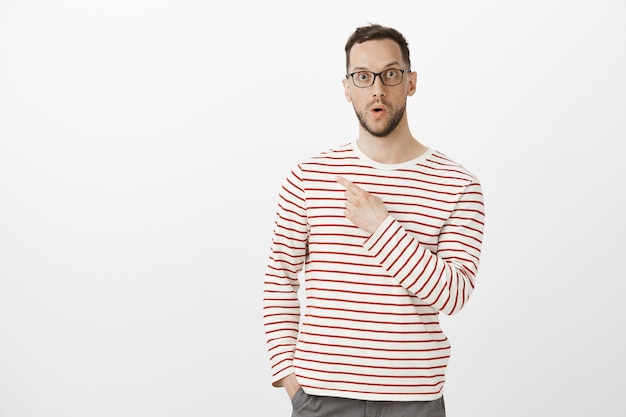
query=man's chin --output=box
[370,131,391,138]
[356,111,399,138]
[360,114,403,138]
[364,123,394,138]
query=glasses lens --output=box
[353,71,373,87]
[381,70,403,86]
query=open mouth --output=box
[371,106,385,116]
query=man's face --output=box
[342,38,416,138]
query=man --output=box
[263,23,485,417]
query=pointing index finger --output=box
[335,175,350,188]
[336,176,361,193]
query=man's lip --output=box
[370,105,386,117]
[370,102,386,111]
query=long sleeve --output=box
[263,165,309,385]
[363,181,485,315]
[262,144,485,401]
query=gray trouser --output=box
[290,389,446,417]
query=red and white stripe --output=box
[264,142,485,401]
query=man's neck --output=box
[356,131,427,165]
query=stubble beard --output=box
[355,102,406,138]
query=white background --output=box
[1,1,625,416]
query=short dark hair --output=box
[344,23,411,74]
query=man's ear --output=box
[342,78,352,102]
[407,71,418,97]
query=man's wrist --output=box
[280,373,301,399]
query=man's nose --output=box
[371,74,386,96]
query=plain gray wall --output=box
[1,1,625,416]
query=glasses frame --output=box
[346,69,409,88]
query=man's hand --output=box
[336,176,388,234]
[279,373,301,400]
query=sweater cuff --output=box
[271,364,295,387]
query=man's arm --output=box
[336,175,485,315]
[263,166,308,386]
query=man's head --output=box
[343,24,417,138]
[344,24,411,75]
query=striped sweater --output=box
[263,141,485,401]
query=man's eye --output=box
[356,72,371,81]
[385,70,398,78]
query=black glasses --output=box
[346,69,409,88]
